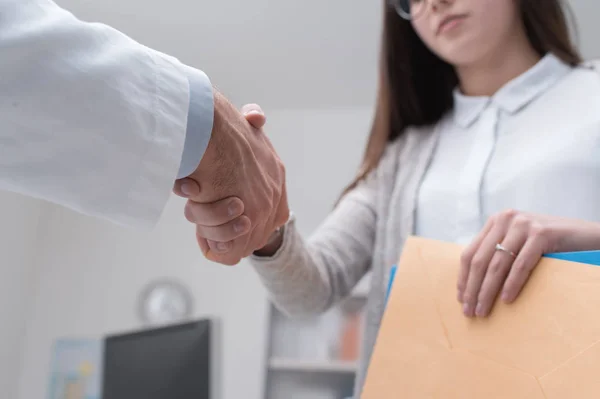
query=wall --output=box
[0,192,43,398]
[53,0,380,110]
[16,107,372,399]
[569,0,600,59]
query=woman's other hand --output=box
[458,209,600,318]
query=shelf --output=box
[268,358,357,374]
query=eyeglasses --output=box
[390,0,428,21]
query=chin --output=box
[435,45,488,69]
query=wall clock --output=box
[138,278,194,326]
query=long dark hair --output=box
[344,0,581,194]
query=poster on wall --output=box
[46,338,103,399]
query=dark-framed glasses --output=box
[390,0,428,20]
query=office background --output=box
[0,1,599,398]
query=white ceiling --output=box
[55,1,599,110]
[57,0,383,110]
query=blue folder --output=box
[385,250,600,304]
[543,250,600,266]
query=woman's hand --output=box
[176,103,288,263]
[458,209,600,318]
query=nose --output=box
[430,0,453,13]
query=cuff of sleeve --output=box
[177,65,215,179]
[249,212,297,275]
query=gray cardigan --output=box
[250,59,600,397]
[249,123,440,397]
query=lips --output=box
[437,14,468,35]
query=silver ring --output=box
[495,243,516,258]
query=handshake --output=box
[173,90,289,265]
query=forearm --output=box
[250,216,340,317]
[555,218,600,253]
[0,0,214,227]
[250,194,375,316]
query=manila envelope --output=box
[361,236,600,399]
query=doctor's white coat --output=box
[0,0,208,228]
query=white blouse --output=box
[415,53,600,245]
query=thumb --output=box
[242,103,266,129]
[173,177,200,198]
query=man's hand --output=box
[177,104,287,261]
[173,91,289,265]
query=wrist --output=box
[196,89,226,172]
[254,227,284,257]
[210,89,224,142]
[565,221,600,252]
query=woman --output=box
[178,0,600,395]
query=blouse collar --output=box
[452,53,573,128]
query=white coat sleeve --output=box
[0,0,214,229]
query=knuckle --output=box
[502,208,518,220]
[497,208,518,224]
[460,250,473,267]
[486,214,498,225]
[184,201,197,223]
[462,293,474,304]
[271,184,282,204]
[488,258,506,276]
[511,214,531,230]
[513,260,530,273]
[216,226,237,242]
[471,255,487,273]
[194,225,210,240]
[199,224,234,242]
[529,222,550,239]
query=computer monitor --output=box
[102,320,212,399]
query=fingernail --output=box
[234,220,246,233]
[463,303,472,317]
[216,241,231,252]
[475,303,484,317]
[180,182,193,197]
[228,201,241,217]
[245,110,262,116]
[208,240,230,253]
